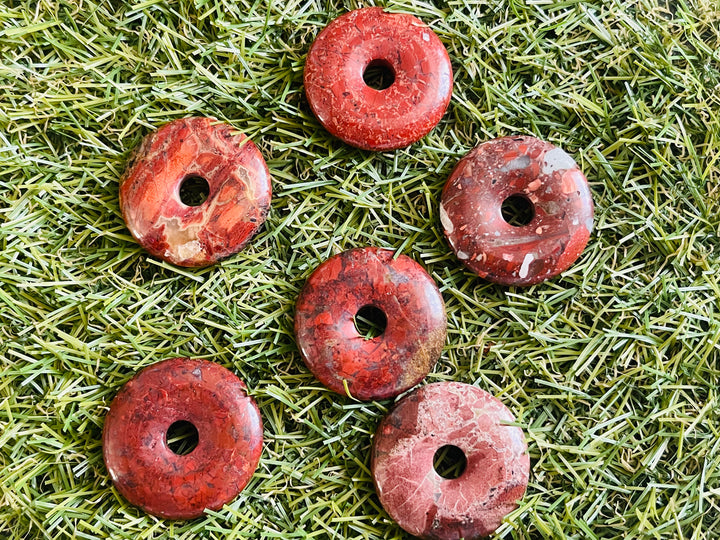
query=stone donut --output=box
[119,117,272,267]
[440,136,594,286]
[294,247,446,401]
[304,7,453,151]
[372,382,530,539]
[103,358,263,519]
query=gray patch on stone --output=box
[501,155,532,172]
[543,147,577,174]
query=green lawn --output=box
[1,0,719,538]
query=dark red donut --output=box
[440,136,594,286]
[304,7,453,151]
[103,358,263,519]
[294,247,446,401]
[119,117,272,267]
[372,382,530,539]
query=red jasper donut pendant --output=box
[440,136,594,286]
[294,247,446,401]
[119,117,272,267]
[372,382,530,539]
[304,7,453,151]
[103,358,263,519]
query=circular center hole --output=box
[179,175,210,206]
[501,194,535,227]
[166,420,199,456]
[354,305,387,340]
[363,59,395,91]
[433,445,467,479]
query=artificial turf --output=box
[1,0,719,538]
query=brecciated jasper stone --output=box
[372,382,530,539]
[304,7,453,151]
[119,117,271,267]
[440,136,594,286]
[103,358,263,519]
[294,247,446,401]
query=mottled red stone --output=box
[372,382,530,539]
[103,358,263,519]
[119,117,271,267]
[294,247,446,401]
[304,7,453,151]
[440,136,594,286]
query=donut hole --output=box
[433,444,467,480]
[166,420,199,456]
[179,175,210,206]
[501,194,535,227]
[363,59,396,91]
[354,305,387,340]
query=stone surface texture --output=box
[103,358,263,519]
[119,117,271,267]
[440,136,594,286]
[304,7,453,151]
[372,382,530,539]
[294,247,446,400]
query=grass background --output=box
[1,0,720,538]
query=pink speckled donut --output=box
[372,382,530,539]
